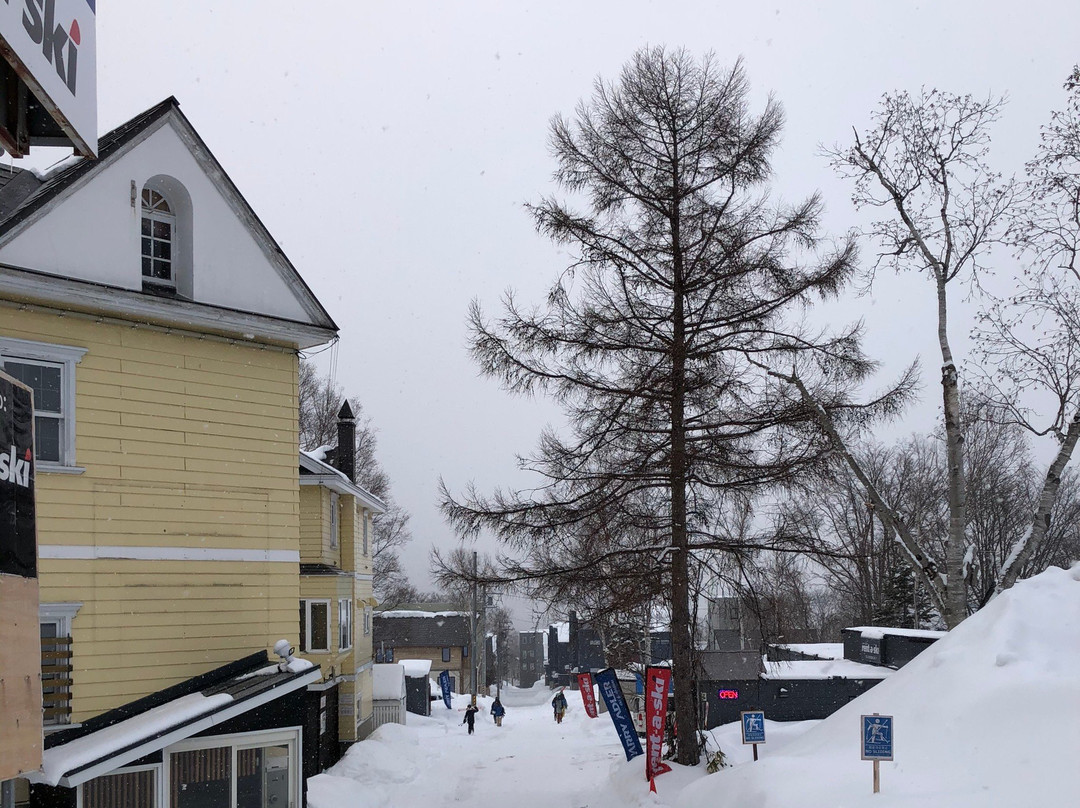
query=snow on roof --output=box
[372,663,406,700]
[240,657,315,678]
[761,658,894,681]
[847,626,948,640]
[377,609,470,619]
[39,693,233,786]
[303,445,333,463]
[773,643,845,660]
[401,659,432,678]
[30,154,84,182]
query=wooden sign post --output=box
[740,710,766,761]
[861,713,894,794]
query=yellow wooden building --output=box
[296,407,386,767]
[0,98,376,808]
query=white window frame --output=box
[40,602,82,728]
[77,763,161,808]
[339,598,353,651]
[141,187,176,289]
[363,606,371,637]
[0,337,86,471]
[329,492,339,549]
[302,598,331,653]
[163,727,301,808]
[362,511,369,556]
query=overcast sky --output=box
[25,1,1078,612]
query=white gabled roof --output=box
[298,450,387,514]
[0,98,338,350]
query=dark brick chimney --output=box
[336,400,356,483]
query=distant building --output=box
[518,632,545,687]
[701,626,946,727]
[706,596,745,651]
[546,612,605,685]
[373,610,473,694]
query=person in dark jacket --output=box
[463,702,479,734]
[491,697,506,726]
[552,690,568,724]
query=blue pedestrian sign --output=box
[740,711,766,745]
[861,714,894,760]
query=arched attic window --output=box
[139,175,193,298]
[141,188,175,286]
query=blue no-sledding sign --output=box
[861,714,894,760]
[740,711,766,745]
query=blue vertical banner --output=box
[595,667,643,761]
[439,669,452,709]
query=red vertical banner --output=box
[577,672,598,717]
[645,666,672,780]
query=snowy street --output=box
[309,684,659,808]
[308,682,815,808]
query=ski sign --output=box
[740,711,766,745]
[861,714,894,760]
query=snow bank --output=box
[678,563,1080,808]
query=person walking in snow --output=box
[463,702,479,734]
[552,690,568,724]
[491,697,506,727]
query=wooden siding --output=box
[1,309,303,721]
[299,486,339,566]
[392,648,470,694]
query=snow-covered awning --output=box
[29,651,320,788]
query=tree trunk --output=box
[937,277,968,628]
[766,366,949,618]
[997,412,1080,593]
[668,186,700,766]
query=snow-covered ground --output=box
[311,563,1080,807]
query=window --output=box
[362,512,369,556]
[363,606,371,637]
[40,602,80,727]
[0,337,86,467]
[141,188,175,287]
[329,492,339,549]
[81,765,158,808]
[339,598,352,651]
[300,599,330,653]
[441,647,451,663]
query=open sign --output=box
[717,689,740,700]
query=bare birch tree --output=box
[974,68,1080,593]
[809,90,1017,627]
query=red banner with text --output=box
[645,666,672,780]
[577,672,598,717]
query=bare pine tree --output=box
[439,48,900,765]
